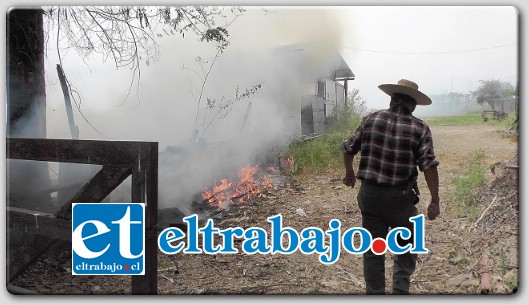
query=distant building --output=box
[274,43,355,136]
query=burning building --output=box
[274,43,355,136]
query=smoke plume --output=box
[11,7,346,215]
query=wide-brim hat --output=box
[378,79,432,105]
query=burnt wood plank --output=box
[7,139,159,294]
[56,165,131,220]
[132,143,158,294]
[6,138,156,165]
[7,207,71,240]
[145,143,159,294]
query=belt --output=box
[361,179,421,204]
[361,179,407,188]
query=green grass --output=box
[287,129,351,174]
[505,273,519,292]
[424,112,516,129]
[286,111,515,175]
[286,116,362,174]
[424,112,484,126]
[451,150,487,220]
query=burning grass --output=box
[202,164,276,209]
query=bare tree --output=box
[6,6,244,209]
[47,6,243,105]
[182,55,262,140]
[8,6,244,137]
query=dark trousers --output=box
[357,181,419,294]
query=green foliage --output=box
[326,88,368,132]
[493,112,517,129]
[288,129,353,173]
[504,273,519,292]
[424,112,485,126]
[285,89,367,174]
[503,85,518,98]
[200,27,230,51]
[451,150,487,220]
[425,112,516,129]
[471,79,516,110]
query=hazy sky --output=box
[226,6,518,113]
[40,6,518,144]
[336,6,518,113]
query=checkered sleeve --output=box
[417,125,440,171]
[340,117,365,156]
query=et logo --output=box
[71,203,145,275]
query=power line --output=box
[343,43,516,55]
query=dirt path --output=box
[409,125,517,294]
[432,124,517,183]
[11,124,518,295]
[154,124,517,295]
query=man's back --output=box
[341,104,437,185]
[341,79,441,294]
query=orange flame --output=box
[202,164,275,208]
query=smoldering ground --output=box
[9,7,347,215]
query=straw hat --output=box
[378,79,432,105]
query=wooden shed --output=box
[275,43,355,136]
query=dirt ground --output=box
[10,124,518,295]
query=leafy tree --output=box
[346,88,368,118]
[327,88,368,131]
[471,79,515,111]
[503,83,518,99]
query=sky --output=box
[38,6,518,144]
[336,6,517,114]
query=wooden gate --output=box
[6,138,158,294]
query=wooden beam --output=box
[56,64,79,140]
[56,165,132,220]
[132,143,158,295]
[7,207,71,240]
[7,138,159,294]
[6,138,156,166]
[7,233,59,283]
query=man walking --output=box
[340,79,440,294]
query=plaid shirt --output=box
[341,105,439,186]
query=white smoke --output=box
[14,7,346,215]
